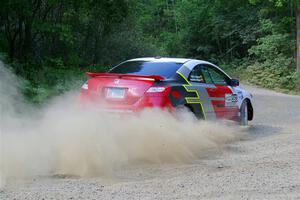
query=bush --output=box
[246,57,298,91]
[240,19,300,93]
[13,59,111,104]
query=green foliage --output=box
[175,0,261,61]
[20,64,110,104]
[293,71,300,91]
[246,57,297,90]
[245,18,299,92]
[248,20,294,61]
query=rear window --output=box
[109,61,183,78]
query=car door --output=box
[187,65,218,119]
[201,64,239,119]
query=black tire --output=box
[239,100,248,126]
[175,105,196,120]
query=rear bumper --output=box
[95,108,135,114]
[80,90,174,113]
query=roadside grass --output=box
[221,62,300,95]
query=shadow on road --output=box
[242,124,283,140]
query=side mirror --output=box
[230,78,239,87]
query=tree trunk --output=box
[8,39,16,59]
[23,20,33,60]
[297,0,300,71]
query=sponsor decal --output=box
[225,94,238,107]
[237,91,243,100]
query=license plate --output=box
[106,88,125,99]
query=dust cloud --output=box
[0,62,242,187]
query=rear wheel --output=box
[175,104,197,120]
[239,101,248,126]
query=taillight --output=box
[146,87,166,93]
[81,81,88,90]
[145,86,170,97]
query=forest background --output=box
[1,0,299,103]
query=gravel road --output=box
[1,85,300,200]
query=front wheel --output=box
[239,101,248,126]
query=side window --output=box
[189,65,205,83]
[200,66,213,84]
[206,65,229,85]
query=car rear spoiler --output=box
[86,72,165,81]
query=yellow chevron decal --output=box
[176,71,206,119]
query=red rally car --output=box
[80,57,254,125]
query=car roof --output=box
[114,57,232,79]
[126,57,216,66]
[127,57,192,64]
